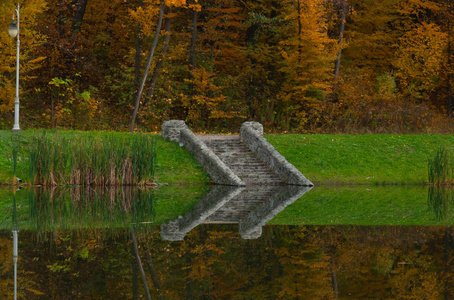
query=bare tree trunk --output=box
[334,0,347,77]
[331,262,339,299]
[129,0,165,132]
[132,0,144,112]
[297,0,302,58]
[130,228,152,300]
[145,244,164,300]
[144,7,172,104]
[189,1,198,73]
[130,239,139,300]
[448,38,453,116]
[447,0,453,116]
[186,268,194,299]
[71,0,89,34]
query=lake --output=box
[1,185,453,298]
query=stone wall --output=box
[161,120,245,186]
[240,121,313,186]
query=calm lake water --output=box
[1,185,454,298]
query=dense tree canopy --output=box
[0,0,453,133]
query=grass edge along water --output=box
[28,131,156,187]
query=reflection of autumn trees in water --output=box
[2,225,454,298]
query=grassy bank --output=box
[269,185,450,225]
[266,134,454,185]
[0,130,209,186]
[1,130,454,185]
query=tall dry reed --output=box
[29,132,156,186]
[28,186,156,231]
[428,147,453,186]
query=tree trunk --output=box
[189,1,198,73]
[132,0,144,112]
[297,0,302,58]
[186,268,194,299]
[334,0,347,77]
[331,263,339,299]
[145,244,164,299]
[130,239,139,300]
[130,228,151,300]
[144,7,172,104]
[71,0,89,34]
[447,0,453,116]
[448,38,453,116]
[129,0,166,132]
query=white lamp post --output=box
[12,194,19,300]
[12,229,18,300]
[8,3,20,132]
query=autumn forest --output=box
[0,0,453,133]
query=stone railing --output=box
[161,120,188,143]
[160,186,244,241]
[162,120,245,186]
[239,185,312,239]
[240,121,313,186]
[161,185,312,241]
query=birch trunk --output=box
[129,0,165,132]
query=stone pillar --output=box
[162,120,188,143]
[241,121,263,136]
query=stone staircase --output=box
[198,135,284,186]
[162,120,313,187]
[160,185,312,240]
[203,186,280,223]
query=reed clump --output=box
[428,146,454,187]
[29,186,155,231]
[29,132,156,186]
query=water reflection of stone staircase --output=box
[198,135,284,186]
[160,185,311,241]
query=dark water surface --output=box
[1,185,454,298]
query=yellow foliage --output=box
[0,83,15,113]
[166,0,188,6]
[394,22,448,97]
[182,68,239,126]
[277,0,337,131]
[0,0,47,113]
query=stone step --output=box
[197,134,285,186]
[237,174,281,179]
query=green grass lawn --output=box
[153,136,209,185]
[266,134,454,185]
[269,185,453,225]
[1,130,454,185]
